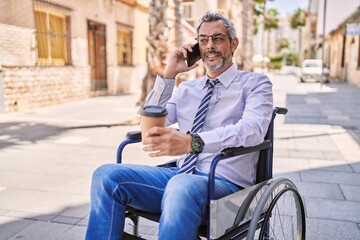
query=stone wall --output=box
[3,66,90,112]
[0,23,37,67]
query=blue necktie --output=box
[178,79,219,174]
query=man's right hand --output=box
[162,44,199,79]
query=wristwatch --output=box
[191,133,204,154]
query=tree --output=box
[264,8,279,56]
[290,8,306,65]
[241,0,254,71]
[278,38,289,51]
[253,0,267,35]
[138,0,169,107]
[174,0,183,48]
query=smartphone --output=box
[186,43,201,67]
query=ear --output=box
[231,38,239,52]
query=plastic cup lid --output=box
[140,105,168,117]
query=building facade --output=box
[300,0,360,86]
[0,0,150,112]
[326,7,360,86]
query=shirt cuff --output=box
[197,131,222,153]
[156,75,175,95]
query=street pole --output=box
[321,0,327,88]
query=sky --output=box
[266,0,360,34]
[266,0,309,17]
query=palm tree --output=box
[138,0,169,106]
[174,0,183,48]
[264,8,279,56]
[290,8,306,65]
[241,0,254,71]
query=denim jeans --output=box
[85,163,239,240]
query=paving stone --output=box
[4,210,32,219]
[273,171,301,182]
[305,197,360,222]
[51,215,81,225]
[0,216,34,240]
[0,188,88,215]
[0,208,8,215]
[59,204,89,219]
[309,159,352,171]
[288,149,326,159]
[75,216,89,227]
[306,217,360,240]
[295,181,344,200]
[61,225,87,240]
[340,184,360,201]
[301,169,360,185]
[351,162,360,173]
[273,157,311,172]
[5,221,72,240]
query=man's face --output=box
[197,20,238,76]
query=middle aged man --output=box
[85,11,273,240]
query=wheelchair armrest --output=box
[208,140,272,201]
[117,131,142,163]
[274,106,288,115]
[126,131,142,141]
[220,140,272,157]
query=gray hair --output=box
[196,12,237,39]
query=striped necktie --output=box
[178,79,219,174]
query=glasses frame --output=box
[196,33,230,46]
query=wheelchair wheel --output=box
[259,186,306,240]
[246,178,306,240]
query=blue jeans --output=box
[85,163,239,240]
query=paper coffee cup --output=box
[140,105,168,138]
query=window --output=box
[34,10,71,65]
[117,28,132,65]
[181,2,195,21]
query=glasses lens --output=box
[197,34,227,45]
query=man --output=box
[85,12,273,240]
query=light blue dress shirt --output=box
[145,64,273,187]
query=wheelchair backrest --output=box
[256,107,286,183]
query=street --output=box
[0,72,359,239]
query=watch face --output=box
[192,134,204,154]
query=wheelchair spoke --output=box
[258,184,305,240]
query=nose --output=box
[205,37,216,49]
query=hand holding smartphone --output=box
[185,43,201,67]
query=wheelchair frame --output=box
[116,107,306,240]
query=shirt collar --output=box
[205,63,238,88]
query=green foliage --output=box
[290,8,306,29]
[268,53,283,62]
[268,53,283,69]
[264,8,280,30]
[278,38,290,50]
[283,51,298,65]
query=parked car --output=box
[300,59,329,83]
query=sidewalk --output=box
[0,73,359,239]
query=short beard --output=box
[203,56,231,72]
[204,56,226,72]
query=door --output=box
[88,20,107,90]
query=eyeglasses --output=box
[196,34,229,46]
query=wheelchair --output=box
[116,107,306,240]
